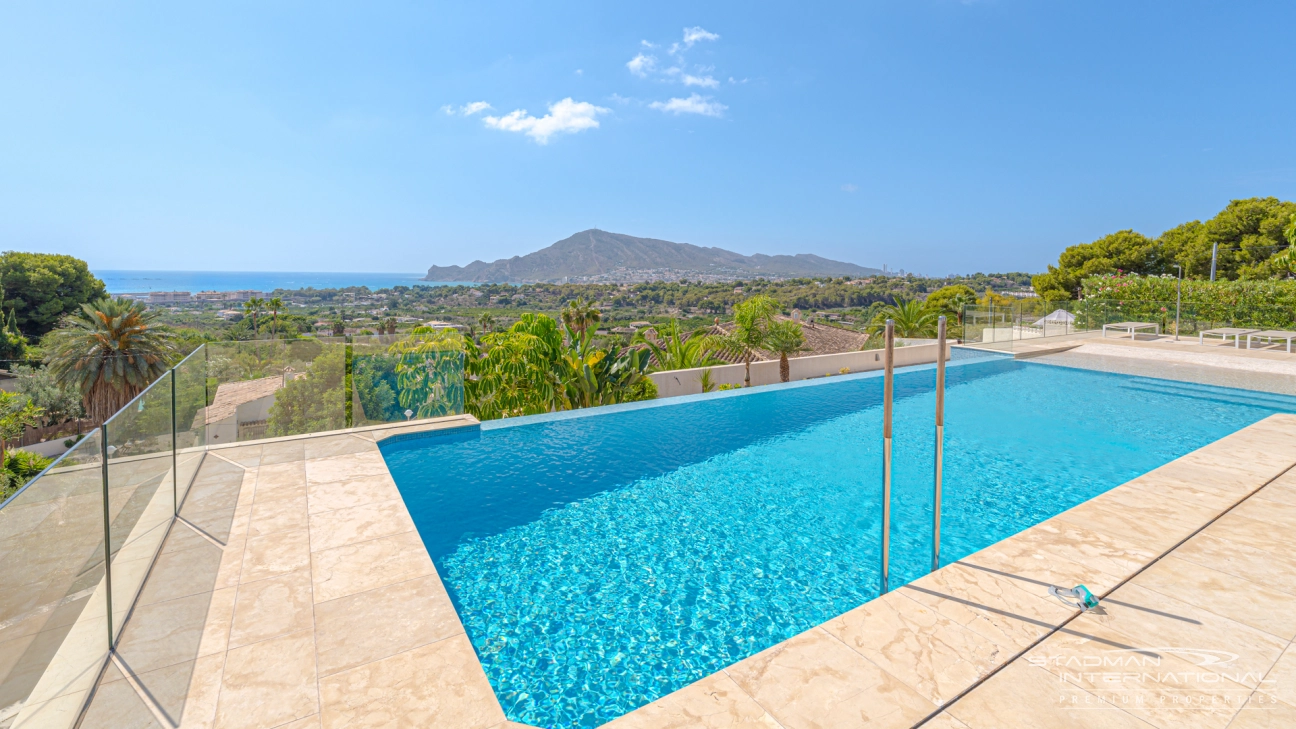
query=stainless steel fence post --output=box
[932,316,946,574]
[171,371,178,514]
[100,423,113,647]
[881,319,894,594]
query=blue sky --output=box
[2,1,1294,276]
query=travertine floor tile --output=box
[311,531,437,603]
[305,453,389,485]
[1230,496,1296,529]
[254,463,308,503]
[214,630,318,729]
[247,494,309,537]
[306,474,401,515]
[228,569,314,649]
[113,591,213,675]
[1226,696,1296,729]
[602,672,779,728]
[822,590,1005,705]
[1132,556,1296,640]
[241,529,311,583]
[961,520,1137,596]
[946,660,1152,728]
[1081,584,1287,688]
[178,652,225,728]
[1262,643,1296,709]
[314,575,462,677]
[1170,532,1296,596]
[304,435,374,461]
[318,635,505,729]
[197,587,237,659]
[1028,617,1250,729]
[136,539,224,606]
[307,499,415,553]
[725,627,935,728]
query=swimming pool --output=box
[380,355,1296,728]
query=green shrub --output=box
[1,449,54,501]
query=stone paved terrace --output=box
[68,412,1296,728]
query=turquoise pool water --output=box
[380,356,1296,728]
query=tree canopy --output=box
[1033,197,1296,299]
[0,252,106,337]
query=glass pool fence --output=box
[0,333,464,728]
[961,298,1296,350]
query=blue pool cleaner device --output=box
[1049,584,1100,610]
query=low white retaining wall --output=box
[649,341,948,398]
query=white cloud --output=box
[575,69,583,75]
[682,26,720,47]
[683,74,719,88]
[482,98,610,144]
[649,93,727,117]
[627,53,657,77]
[641,40,656,48]
[841,184,858,193]
[443,101,492,116]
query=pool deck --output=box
[75,412,1296,728]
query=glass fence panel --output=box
[104,372,175,641]
[0,431,107,727]
[173,347,208,504]
[205,338,348,443]
[351,333,466,426]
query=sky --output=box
[2,1,1294,277]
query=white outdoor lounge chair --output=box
[1245,330,1296,353]
[1199,327,1259,348]
[1101,321,1159,339]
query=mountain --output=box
[422,229,883,283]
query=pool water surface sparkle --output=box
[379,357,1296,728]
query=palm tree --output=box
[560,298,601,344]
[764,319,807,382]
[478,312,496,334]
[633,320,723,371]
[713,295,778,387]
[868,298,939,338]
[244,297,265,337]
[45,298,178,423]
[267,297,283,337]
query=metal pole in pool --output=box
[881,319,895,594]
[932,316,946,574]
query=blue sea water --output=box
[380,357,1296,728]
[95,269,474,293]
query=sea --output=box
[96,270,473,294]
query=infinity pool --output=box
[380,355,1296,728]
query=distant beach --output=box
[96,270,472,294]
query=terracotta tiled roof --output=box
[198,376,284,426]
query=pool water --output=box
[380,356,1296,728]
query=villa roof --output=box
[197,376,284,426]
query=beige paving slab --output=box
[314,575,463,678]
[246,494,309,538]
[1261,642,1296,710]
[1226,695,1296,729]
[228,568,314,650]
[304,452,389,485]
[240,529,311,583]
[1027,615,1252,729]
[307,498,416,553]
[1131,556,1296,640]
[724,627,936,728]
[1170,532,1296,597]
[603,672,780,728]
[305,473,401,515]
[310,529,437,603]
[317,634,505,729]
[1083,583,1287,689]
[820,589,1006,705]
[214,629,318,729]
[943,659,1154,728]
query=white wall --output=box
[649,342,949,399]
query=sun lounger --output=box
[1101,322,1159,339]
[1245,330,1296,353]
[1199,327,1259,349]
